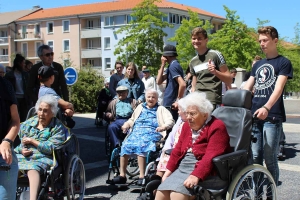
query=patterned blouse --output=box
[14,116,66,173]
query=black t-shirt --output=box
[251,55,293,121]
[0,77,17,141]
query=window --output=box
[35,24,40,36]
[63,40,70,52]
[87,20,94,29]
[47,40,54,50]
[114,15,126,25]
[104,37,110,49]
[0,30,8,37]
[47,22,54,34]
[127,15,137,24]
[104,58,111,69]
[88,59,94,66]
[22,43,28,57]
[22,25,27,39]
[87,39,93,49]
[35,41,42,57]
[162,15,168,22]
[2,49,8,55]
[104,16,114,26]
[63,20,70,32]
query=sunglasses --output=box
[44,52,54,57]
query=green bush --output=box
[70,67,104,113]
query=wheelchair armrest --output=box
[213,150,248,181]
[164,148,173,155]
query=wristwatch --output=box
[2,138,13,147]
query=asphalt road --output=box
[73,99,300,200]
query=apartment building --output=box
[0,7,41,66]
[15,0,225,77]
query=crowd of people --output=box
[0,25,293,200]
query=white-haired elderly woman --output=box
[155,92,231,200]
[111,89,174,186]
[14,94,67,200]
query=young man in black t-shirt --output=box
[244,26,293,186]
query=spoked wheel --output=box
[65,154,86,200]
[126,155,140,177]
[226,164,277,200]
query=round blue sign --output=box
[64,67,78,86]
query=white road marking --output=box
[279,163,300,172]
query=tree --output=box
[114,0,172,71]
[208,6,261,70]
[168,10,213,70]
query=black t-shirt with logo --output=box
[251,55,293,121]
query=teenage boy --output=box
[38,66,75,128]
[189,27,231,109]
[244,26,293,185]
[109,61,125,97]
[157,45,186,121]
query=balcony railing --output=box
[81,27,101,38]
[0,55,9,62]
[81,47,102,58]
[0,37,8,44]
[15,32,43,41]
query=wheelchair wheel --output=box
[226,164,277,200]
[126,155,140,177]
[65,154,86,200]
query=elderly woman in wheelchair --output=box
[155,92,231,200]
[110,89,174,186]
[14,95,66,200]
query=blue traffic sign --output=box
[64,67,78,86]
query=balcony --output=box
[81,47,102,58]
[19,51,39,60]
[0,37,8,46]
[81,27,101,38]
[0,55,9,63]
[14,32,43,42]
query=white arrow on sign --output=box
[65,72,76,81]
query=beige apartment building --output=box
[11,0,224,77]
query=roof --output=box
[0,8,41,25]
[17,0,224,21]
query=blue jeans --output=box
[108,119,128,147]
[0,149,18,200]
[251,120,282,185]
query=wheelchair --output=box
[16,108,85,200]
[139,89,277,200]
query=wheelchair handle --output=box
[0,165,10,171]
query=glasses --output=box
[185,111,198,118]
[43,52,54,57]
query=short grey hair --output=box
[0,64,5,73]
[145,88,158,99]
[183,92,213,116]
[35,95,59,116]
[178,98,186,111]
[37,44,52,57]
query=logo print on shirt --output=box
[254,64,276,97]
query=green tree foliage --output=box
[114,0,171,71]
[168,10,213,70]
[208,6,261,70]
[70,67,104,113]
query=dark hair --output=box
[37,44,52,57]
[243,72,251,82]
[230,68,237,73]
[13,54,25,71]
[114,61,124,68]
[258,26,278,40]
[25,60,33,66]
[191,27,208,39]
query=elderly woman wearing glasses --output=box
[155,92,231,200]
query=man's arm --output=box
[243,76,255,91]
[58,64,69,101]
[156,56,167,85]
[213,64,232,87]
[175,76,186,99]
[191,76,197,92]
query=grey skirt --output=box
[158,152,227,196]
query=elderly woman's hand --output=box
[121,123,130,133]
[22,137,33,145]
[156,126,165,132]
[183,175,200,189]
[21,148,33,157]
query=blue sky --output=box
[0,0,298,41]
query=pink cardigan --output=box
[166,117,231,181]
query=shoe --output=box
[111,176,127,184]
[98,120,103,126]
[137,178,144,186]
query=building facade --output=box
[13,0,224,77]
